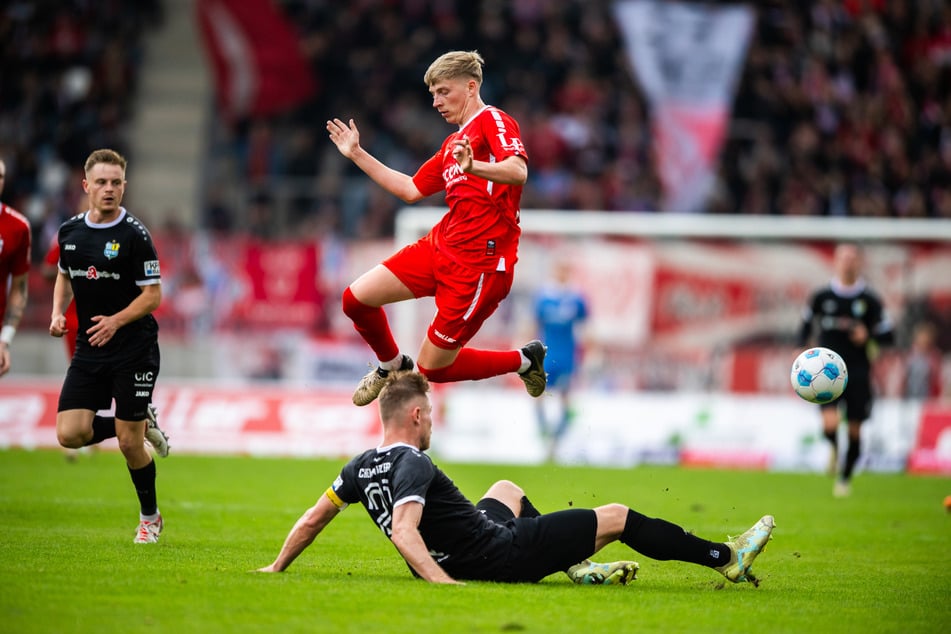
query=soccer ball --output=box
[790,347,848,404]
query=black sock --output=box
[84,415,117,446]
[620,509,730,568]
[842,436,861,480]
[520,496,541,518]
[823,429,837,446]
[128,460,158,516]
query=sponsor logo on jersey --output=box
[135,390,150,397]
[144,260,161,277]
[358,462,392,478]
[495,133,525,154]
[103,241,120,260]
[64,244,76,250]
[67,266,121,280]
[433,329,457,345]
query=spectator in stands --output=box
[903,321,942,400]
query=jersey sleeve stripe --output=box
[393,495,426,508]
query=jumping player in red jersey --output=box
[327,50,547,406]
[0,157,32,378]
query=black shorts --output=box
[58,341,160,421]
[821,367,872,422]
[472,498,598,583]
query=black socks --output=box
[84,415,117,446]
[129,459,158,516]
[620,509,730,568]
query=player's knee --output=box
[341,286,361,318]
[55,416,87,448]
[490,480,524,499]
[56,428,84,449]
[594,503,630,534]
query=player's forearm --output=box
[349,147,423,203]
[3,274,28,328]
[390,528,458,584]
[269,520,320,571]
[265,497,339,572]
[111,284,162,328]
[465,155,527,185]
[51,273,74,317]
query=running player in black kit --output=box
[798,242,894,497]
[258,372,774,585]
[50,148,171,543]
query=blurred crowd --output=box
[2,1,951,243]
[0,0,164,254]
[208,0,951,239]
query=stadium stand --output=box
[0,0,165,253]
[199,0,951,238]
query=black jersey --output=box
[57,208,161,357]
[332,443,511,573]
[797,278,894,372]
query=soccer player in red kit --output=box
[327,50,547,406]
[0,158,32,378]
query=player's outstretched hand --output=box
[327,118,361,158]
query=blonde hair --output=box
[424,50,484,87]
[378,371,431,423]
[84,148,127,174]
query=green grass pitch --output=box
[1,448,949,633]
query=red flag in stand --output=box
[196,0,315,121]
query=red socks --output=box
[342,287,400,362]
[419,347,521,383]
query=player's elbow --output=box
[513,163,528,185]
[400,191,425,204]
[505,156,528,185]
[389,525,418,552]
[149,287,163,311]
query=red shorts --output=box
[383,235,514,350]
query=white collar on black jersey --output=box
[84,207,127,228]
[830,277,867,298]
[376,442,420,453]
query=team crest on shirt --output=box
[851,299,867,317]
[103,241,120,260]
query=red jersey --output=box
[0,202,32,320]
[412,106,528,272]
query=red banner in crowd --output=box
[196,0,315,120]
[237,241,322,328]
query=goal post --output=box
[394,207,951,396]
